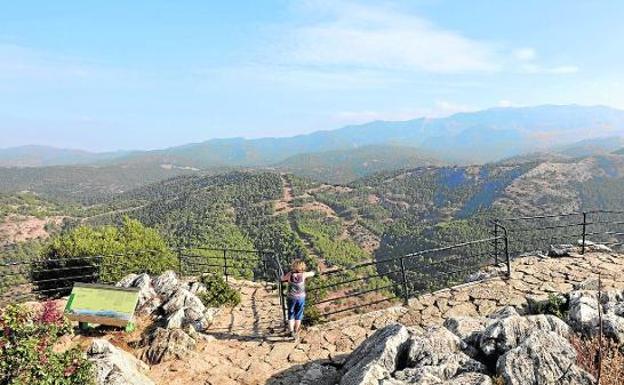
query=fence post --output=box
[223,249,228,282]
[504,228,511,278]
[177,248,183,276]
[581,212,587,255]
[399,257,409,305]
[493,220,499,265]
[278,278,287,328]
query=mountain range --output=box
[4,105,624,169]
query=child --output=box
[281,259,315,340]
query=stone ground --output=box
[147,251,624,385]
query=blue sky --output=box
[1,0,623,151]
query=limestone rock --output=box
[300,363,340,385]
[340,323,410,385]
[487,306,520,319]
[602,313,624,343]
[116,273,161,315]
[567,290,600,334]
[88,339,155,385]
[496,330,594,385]
[443,317,486,346]
[479,315,570,356]
[548,244,579,258]
[152,270,181,298]
[399,326,486,383]
[406,326,476,366]
[142,328,197,364]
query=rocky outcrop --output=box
[325,310,594,385]
[339,323,410,385]
[479,314,570,356]
[141,327,198,365]
[116,271,220,364]
[117,270,217,332]
[88,339,155,385]
[568,288,624,343]
[497,331,593,385]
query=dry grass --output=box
[571,335,624,385]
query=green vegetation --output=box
[47,216,175,283]
[276,145,441,184]
[0,302,94,385]
[294,211,369,267]
[197,275,241,307]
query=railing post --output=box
[504,228,511,278]
[278,278,287,328]
[581,212,587,255]
[177,248,183,276]
[223,249,228,282]
[399,257,409,305]
[493,220,499,265]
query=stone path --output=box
[148,251,624,385]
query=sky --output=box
[1,0,623,152]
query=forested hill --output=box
[71,153,624,266]
[274,145,443,184]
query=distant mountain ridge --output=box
[0,145,131,167]
[3,105,624,168]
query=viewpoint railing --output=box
[0,247,280,305]
[277,234,509,323]
[493,209,624,259]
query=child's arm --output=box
[304,271,316,279]
[280,272,291,282]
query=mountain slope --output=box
[0,145,130,167]
[274,145,443,183]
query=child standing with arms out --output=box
[281,259,315,340]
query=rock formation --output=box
[308,287,624,385]
[116,270,219,364]
[88,339,155,385]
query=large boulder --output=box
[141,328,197,364]
[497,330,594,385]
[568,289,624,342]
[567,290,600,334]
[396,327,486,383]
[88,339,155,385]
[152,270,181,298]
[339,323,411,385]
[479,315,570,356]
[443,317,487,346]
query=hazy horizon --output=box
[2,1,623,151]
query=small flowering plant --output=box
[0,301,94,385]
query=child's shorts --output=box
[287,297,305,321]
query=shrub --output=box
[44,216,176,285]
[0,302,94,385]
[571,335,624,384]
[198,274,241,308]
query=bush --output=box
[197,274,241,308]
[0,302,94,385]
[571,335,624,384]
[45,216,176,284]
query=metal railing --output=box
[493,210,624,259]
[277,235,509,323]
[0,247,278,305]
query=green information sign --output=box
[65,283,140,330]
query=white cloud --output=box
[513,48,536,61]
[278,1,500,74]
